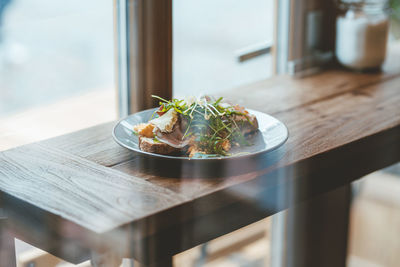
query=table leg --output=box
[0,220,16,267]
[271,185,351,267]
[286,185,351,267]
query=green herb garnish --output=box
[151,95,254,156]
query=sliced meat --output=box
[149,108,178,133]
[139,114,191,155]
[154,115,191,149]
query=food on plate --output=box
[133,95,259,157]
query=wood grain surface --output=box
[0,43,399,265]
[0,144,184,233]
[42,123,135,167]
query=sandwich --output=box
[133,95,258,157]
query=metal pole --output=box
[275,0,291,74]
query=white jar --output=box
[335,0,390,70]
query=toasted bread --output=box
[139,136,182,155]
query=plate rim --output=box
[112,108,289,161]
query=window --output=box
[0,0,116,150]
[173,0,275,97]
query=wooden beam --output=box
[285,185,351,267]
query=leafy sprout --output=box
[150,95,253,156]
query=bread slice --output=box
[138,136,182,155]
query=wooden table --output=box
[1,44,399,267]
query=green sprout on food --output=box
[150,95,253,156]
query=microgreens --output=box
[151,95,252,156]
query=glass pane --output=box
[348,165,400,267]
[0,0,116,150]
[173,0,274,97]
[1,0,398,266]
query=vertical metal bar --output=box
[286,1,336,75]
[271,2,291,264]
[114,0,130,118]
[115,0,172,117]
[275,0,291,74]
[270,211,288,267]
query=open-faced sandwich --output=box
[133,95,259,157]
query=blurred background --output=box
[0,0,274,151]
[0,0,399,266]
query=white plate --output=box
[112,108,289,161]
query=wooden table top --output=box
[1,43,399,264]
